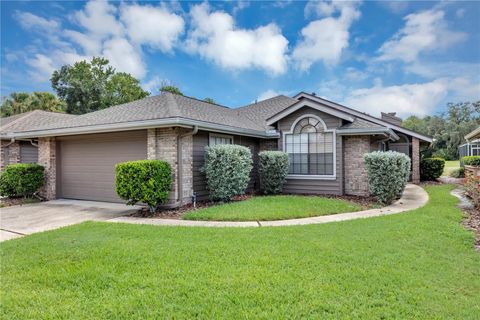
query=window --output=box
[209,133,233,146]
[284,116,335,176]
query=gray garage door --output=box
[57,130,147,202]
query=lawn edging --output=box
[108,184,428,228]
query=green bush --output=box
[258,151,289,194]
[420,158,445,181]
[364,151,411,205]
[203,144,253,201]
[463,156,480,166]
[0,163,44,197]
[115,160,172,212]
[449,167,465,178]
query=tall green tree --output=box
[204,97,215,104]
[403,101,480,159]
[1,92,66,117]
[160,84,183,95]
[51,57,149,114]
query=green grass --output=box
[1,185,479,319]
[183,195,363,221]
[443,160,460,176]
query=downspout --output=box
[176,125,198,206]
[4,138,15,148]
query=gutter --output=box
[336,127,400,141]
[1,117,279,140]
[175,126,198,207]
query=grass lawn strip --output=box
[182,195,363,221]
[443,160,460,176]
[1,185,479,319]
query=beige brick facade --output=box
[411,137,420,184]
[1,140,20,171]
[152,127,194,206]
[344,136,370,196]
[38,137,56,200]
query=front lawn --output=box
[183,195,363,221]
[1,185,479,319]
[443,160,460,176]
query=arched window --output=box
[284,115,335,176]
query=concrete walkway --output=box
[109,184,429,228]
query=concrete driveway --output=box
[0,199,140,241]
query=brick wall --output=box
[344,136,370,196]
[411,137,420,183]
[154,127,194,206]
[1,140,20,171]
[38,137,56,200]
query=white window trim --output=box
[282,114,337,180]
[209,133,234,146]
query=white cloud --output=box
[343,79,449,117]
[120,3,184,52]
[63,30,102,55]
[185,3,288,75]
[73,0,122,38]
[142,76,167,93]
[26,54,56,81]
[292,1,361,70]
[344,67,367,81]
[257,89,280,101]
[14,11,60,31]
[378,1,409,14]
[378,9,467,62]
[102,38,146,78]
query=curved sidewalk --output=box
[109,184,429,228]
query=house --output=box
[459,126,480,158]
[0,92,432,206]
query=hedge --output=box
[115,160,172,213]
[258,151,289,194]
[364,151,411,205]
[0,163,44,197]
[420,158,445,181]
[449,167,465,178]
[463,156,480,166]
[203,144,253,201]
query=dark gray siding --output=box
[277,106,344,195]
[193,130,260,201]
[20,142,38,163]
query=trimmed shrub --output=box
[203,144,253,201]
[0,163,44,197]
[116,160,172,212]
[259,151,289,194]
[364,151,411,205]
[420,158,445,181]
[449,167,465,178]
[463,156,480,166]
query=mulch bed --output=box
[0,197,41,207]
[462,206,480,252]
[130,193,379,220]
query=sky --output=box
[1,0,479,118]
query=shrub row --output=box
[463,156,480,166]
[420,158,445,181]
[364,151,410,205]
[0,163,44,197]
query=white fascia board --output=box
[465,126,480,141]
[1,117,280,140]
[293,92,433,143]
[337,128,400,141]
[266,99,355,125]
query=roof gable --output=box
[291,92,432,142]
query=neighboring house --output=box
[459,126,480,158]
[0,92,432,206]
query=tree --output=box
[403,101,480,160]
[204,97,215,104]
[51,57,149,114]
[160,85,183,95]
[1,92,66,117]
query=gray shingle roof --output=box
[338,117,385,130]
[237,95,297,129]
[1,110,77,134]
